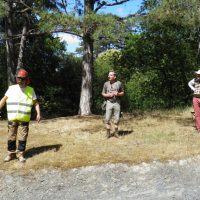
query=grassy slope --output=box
[0,107,199,172]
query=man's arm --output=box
[188,79,195,91]
[113,82,124,97]
[0,96,8,109]
[0,96,7,119]
[102,92,114,98]
[33,100,41,122]
[115,91,124,97]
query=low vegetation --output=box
[0,107,199,172]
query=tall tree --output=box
[1,0,140,115]
[5,0,16,85]
[1,0,58,85]
[35,0,136,115]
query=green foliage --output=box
[27,0,139,116]
[2,0,200,117]
[95,49,122,76]
[0,1,6,17]
[38,11,81,34]
[121,14,197,110]
[126,71,165,110]
[92,14,127,40]
[0,32,82,118]
[23,35,82,118]
[147,0,200,29]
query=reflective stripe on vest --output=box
[7,86,34,122]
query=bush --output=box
[126,71,166,111]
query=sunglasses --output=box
[17,77,26,81]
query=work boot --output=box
[4,152,16,162]
[114,128,119,138]
[106,129,111,139]
[17,152,26,163]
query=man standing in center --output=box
[102,70,124,138]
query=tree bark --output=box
[5,0,16,86]
[79,33,93,115]
[17,24,27,69]
[79,0,94,115]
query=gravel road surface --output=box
[1,156,200,200]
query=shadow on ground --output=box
[118,130,133,136]
[25,144,62,158]
[176,118,194,127]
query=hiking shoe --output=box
[114,129,119,138]
[18,155,26,163]
[4,153,16,162]
[17,152,26,163]
[106,129,111,139]
[114,133,119,138]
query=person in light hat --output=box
[188,69,200,132]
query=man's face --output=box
[108,72,116,81]
[16,77,27,87]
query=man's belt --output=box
[107,98,120,103]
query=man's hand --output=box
[34,102,41,123]
[36,114,41,123]
[0,110,2,120]
[113,91,118,96]
[108,91,118,98]
[108,92,114,98]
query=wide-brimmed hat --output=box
[195,70,200,75]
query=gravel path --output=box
[1,157,200,200]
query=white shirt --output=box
[5,84,37,100]
[188,78,195,91]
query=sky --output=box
[57,0,143,53]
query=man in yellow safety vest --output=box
[0,68,41,162]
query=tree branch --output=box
[117,12,146,20]
[13,0,31,9]
[95,0,130,13]
[28,28,83,38]
[1,27,83,41]
[16,7,32,13]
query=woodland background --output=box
[0,0,199,118]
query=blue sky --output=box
[58,0,143,53]
[103,0,143,17]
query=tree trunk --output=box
[79,33,93,115]
[79,0,94,115]
[5,0,16,86]
[17,25,27,69]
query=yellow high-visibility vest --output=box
[6,85,34,122]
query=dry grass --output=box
[0,106,199,172]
